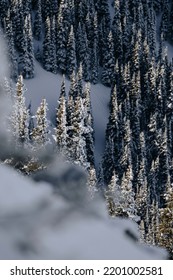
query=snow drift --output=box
[0,164,167,260]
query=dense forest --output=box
[0,0,172,257]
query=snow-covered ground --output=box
[0,17,169,261]
[25,62,110,168]
[0,164,167,260]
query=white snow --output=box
[0,34,9,80]
[0,164,167,260]
[0,165,52,216]
[0,11,169,260]
[24,62,110,167]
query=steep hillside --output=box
[24,61,110,167]
[0,0,173,258]
[0,163,167,259]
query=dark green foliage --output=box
[33,0,42,40]
[5,12,18,80]
[66,25,76,78]
[42,16,56,73]
[20,14,35,78]
[160,0,170,40]
[1,0,173,255]
[101,31,115,86]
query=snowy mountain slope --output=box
[1,0,173,259]
[0,44,167,261]
[25,61,110,167]
[0,164,167,260]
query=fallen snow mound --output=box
[0,164,167,260]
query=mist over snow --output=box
[0,0,172,260]
[0,164,167,260]
[0,31,9,80]
[0,32,12,150]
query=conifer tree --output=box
[101,31,115,86]
[68,95,88,169]
[19,14,35,79]
[146,200,160,246]
[160,0,170,41]
[23,0,32,17]
[112,0,123,62]
[120,165,136,219]
[56,0,69,73]
[12,0,25,52]
[135,172,148,220]
[76,22,86,66]
[28,101,34,142]
[50,15,57,74]
[3,77,14,100]
[153,0,163,13]
[66,25,76,78]
[33,0,42,40]
[139,219,146,243]
[105,170,121,217]
[102,135,115,185]
[148,5,157,58]
[87,165,97,198]
[83,82,95,166]
[166,65,173,120]
[76,63,83,98]
[54,75,68,155]
[91,12,99,84]
[5,11,18,80]
[32,98,50,149]
[122,1,131,63]
[42,16,56,73]
[97,0,111,42]
[10,75,29,147]
[140,38,150,108]
[66,73,76,152]
[68,70,78,99]
[82,27,91,82]
[26,13,35,78]
[131,28,141,74]
[169,0,173,42]
[0,0,9,22]
[107,84,121,175]
[120,118,132,174]
[157,179,173,256]
[148,158,158,201]
[85,11,93,47]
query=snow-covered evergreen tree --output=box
[82,82,95,166]
[146,200,160,246]
[160,0,170,41]
[56,0,69,73]
[19,14,35,79]
[33,0,42,40]
[91,12,99,84]
[76,63,83,98]
[120,165,136,219]
[42,16,56,73]
[12,0,25,52]
[105,170,122,217]
[10,75,29,147]
[54,75,68,155]
[157,178,173,255]
[87,165,97,198]
[66,25,76,78]
[5,11,18,80]
[112,0,123,63]
[101,31,115,86]
[32,98,50,149]
[67,94,88,169]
